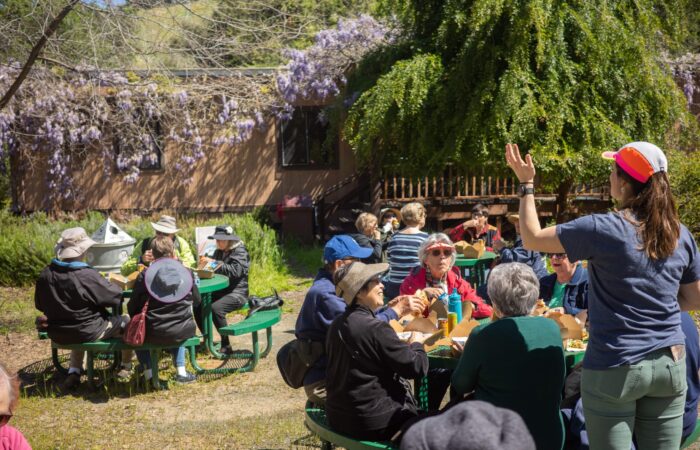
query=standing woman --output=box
[505,142,700,449]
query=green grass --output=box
[0,287,37,334]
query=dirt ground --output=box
[0,288,318,449]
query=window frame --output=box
[276,105,339,171]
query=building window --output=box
[278,106,338,169]
[113,120,164,171]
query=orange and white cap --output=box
[602,142,667,184]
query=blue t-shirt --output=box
[557,212,700,370]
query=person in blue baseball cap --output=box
[294,235,424,406]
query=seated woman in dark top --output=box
[326,262,429,441]
[451,263,566,450]
[129,235,200,384]
[350,212,383,264]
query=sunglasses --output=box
[547,253,567,259]
[472,212,488,218]
[0,413,12,427]
[430,249,454,257]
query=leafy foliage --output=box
[669,149,700,239]
[0,210,303,295]
[341,0,698,189]
[183,0,378,67]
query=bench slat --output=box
[219,308,281,336]
[305,403,396,450]
[50,336,201,351]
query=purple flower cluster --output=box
[277,15,395,104]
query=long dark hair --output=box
[616,165,680,260]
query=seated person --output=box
[128,235,200,384]
[384,202,429,299]
[34,227,129,390]
[0,362,31,450]
[349,212,383,264]
[400,233,492,320]
[400,400,535,450]
[492,213,547,279]
[295,235,422,406]
[326,262,429,441]
[539,252,588,315]
[121,215,195,276]
[451,263,565,450]
[194,225,250,355]
[448,204,500,250]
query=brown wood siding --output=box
[17,119,357,212]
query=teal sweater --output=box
[451,316,565,450]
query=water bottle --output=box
[448,288,462,323]
[438,293,449,308]
[193,271,201,287]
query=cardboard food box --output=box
[454,241,469,254]
[108,271,139,290]
[196,259,223,279]
[546,312,584,341]
[462,240,485,259]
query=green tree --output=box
[342,0,698,219]
[183,0,377,67]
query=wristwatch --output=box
[518,184,535,198]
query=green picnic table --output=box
[453,251,497,288]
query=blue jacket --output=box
[498,237,548,279]
[295,269,399,385]
[539,264,588,315]
[682,312,700,440]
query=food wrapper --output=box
[108,271,139,290]
[462,240,485,259]
[196,259,223,279]
[565,338,587,352]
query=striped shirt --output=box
[384,231,429,287]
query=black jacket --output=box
[34,259,122,344]
[212,244,249,299]
[325,304,428,439]
[128,271,201,345]
[349,233,383,264]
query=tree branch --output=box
[0,0,80,111]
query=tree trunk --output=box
[0,0,80,111]
[555,179,575,223]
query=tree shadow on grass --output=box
[16,349,258,401]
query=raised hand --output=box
[505,143,536,183]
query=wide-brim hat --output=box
[55,227,96,260]
[151,215,180,234]
[208,225,241,241]
[380,207,402,223]
[335,262,389,305]
[602,141,667,184]
[144,258,193,303]
[506,213,520,223]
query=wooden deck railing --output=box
[381,171,609,201]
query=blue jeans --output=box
[135,347,186,369]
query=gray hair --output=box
[0,362,19,413]
[418,233,457,268]
[487,263,540,317]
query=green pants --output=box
[582,347,687,450]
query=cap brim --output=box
[601,151,617,161]
[353,247,374,259]
[425,242,455,252]
[151,223,180,234]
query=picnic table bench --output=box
[39,331,200,390]
[188,307,281,374]
[305,401,397,450]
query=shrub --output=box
[669,149,700,240]
[0,210,299,295]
